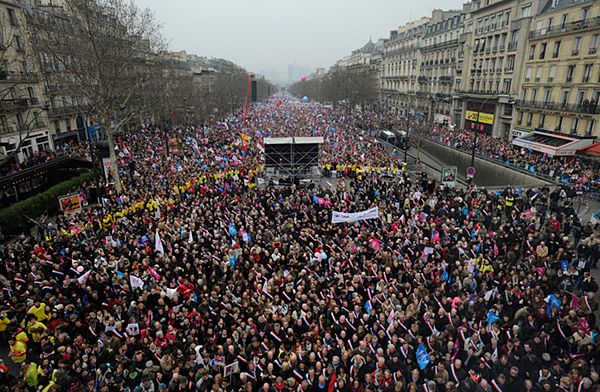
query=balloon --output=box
[76,266,84,273]
[302,96,309,103]
[320,252,327,260]
[300,75,307,82]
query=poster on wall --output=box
[58,193,83,215]
[441,166,458,187]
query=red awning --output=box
[579,142,600,157]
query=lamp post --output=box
[470,96,492,168]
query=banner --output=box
[331,207,379,224]
[58,193,83,215]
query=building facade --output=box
[0,0,51,162]
[514,0,600,138]
[381,17,430,116]
[417,9,467,124]
[457,0,543,138]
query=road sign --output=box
[466,166,476,176]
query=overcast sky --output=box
[135,0,465,73]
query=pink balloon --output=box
[300,75,307,82]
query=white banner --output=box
[331,207,379,224]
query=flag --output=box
[369,238,381,251]
[130,275,145,290]
[364,300,372,315]
[147,266,161,281]
[139,234,150,245]
[571,293,580,310]
[416,344,430,370]
[228,223,238,237]
[155,229,164,255]
[188,230,194,244]
[77,270,92,285]
[487,310,500,326]
[545,294,562,317]
[441,270,449,282]
[229,252,237,267]
[561,260,569,272]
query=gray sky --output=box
[135,0,465,73]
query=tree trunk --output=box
[107,126,123,194]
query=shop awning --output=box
[579,142,600,157]
[512,130,595,157]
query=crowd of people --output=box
[0,142,91,177]
[0,95,598,392]
[429,128,599,192]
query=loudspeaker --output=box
[251,80,257,102]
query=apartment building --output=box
[458,0,543,138]
[0,0,51,162]
[381,17,430,116]
[417,9,467,124]
[514,0,600,139]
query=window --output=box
[506,55,515,71]
[556,116,564,131]
[581,7,590,22]
[27,87,34,99]
[560,14,568,29]
[543,88,551,103]
[529,44,536,60]
[54,121,61,134]
[14,35,23,52]
[548,65,557,81]
[539,114,546,128]
[525,67,532,81]
[572,37,581,56]
[587,120,596,136]
[552,41,560,58]
[7,9,17,27]
[522,5,532,18]
[540,43,547,59]
[531,89,538,102]
[571,118,579,134]
[503,78,512,93]
[547,17,553,30]
[561,90,569,105]
[583,64,592,83]
[536,67,543,82]
[526,113,533,126]
[566,65,575,83]
[518,111,524,125]
[591,34,599,54]
[577,90,585,105]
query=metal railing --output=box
[515,99,600,115]
[529,16,600,40]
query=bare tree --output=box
[27,0,165,193]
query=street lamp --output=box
[470,96,492,168]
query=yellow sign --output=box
[464,111,494,125]
[478,112,495,125]
[465,111,478,121]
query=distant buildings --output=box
[333,0,600,140]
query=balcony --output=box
[529,16,600,40]
[0,98,29,112]
[0,72,39,84]
[514,99,600,115]
[48,106,79,117]
[508,42,518,51]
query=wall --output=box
[418,139,554,187]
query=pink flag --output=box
[147,266,161,281]
[536,266,546,278]
[493,241,499,257]
[579,317,590,333]
[369,238,381,251]
[571,293,580,310]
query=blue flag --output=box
[441,270,449,282]
[180,228,185,239]
[228,223,237,237]
[193,292,198,303]
[416,344,430,370]
[561,260,569,272]
[229,252,237,267]
[487,310,500,326]
[364,300,372,316]
[139,234,150,245]
[546,294,562,317]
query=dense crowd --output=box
[429,128,600,192]
[0,143,91,177]
[0,96,599,392]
